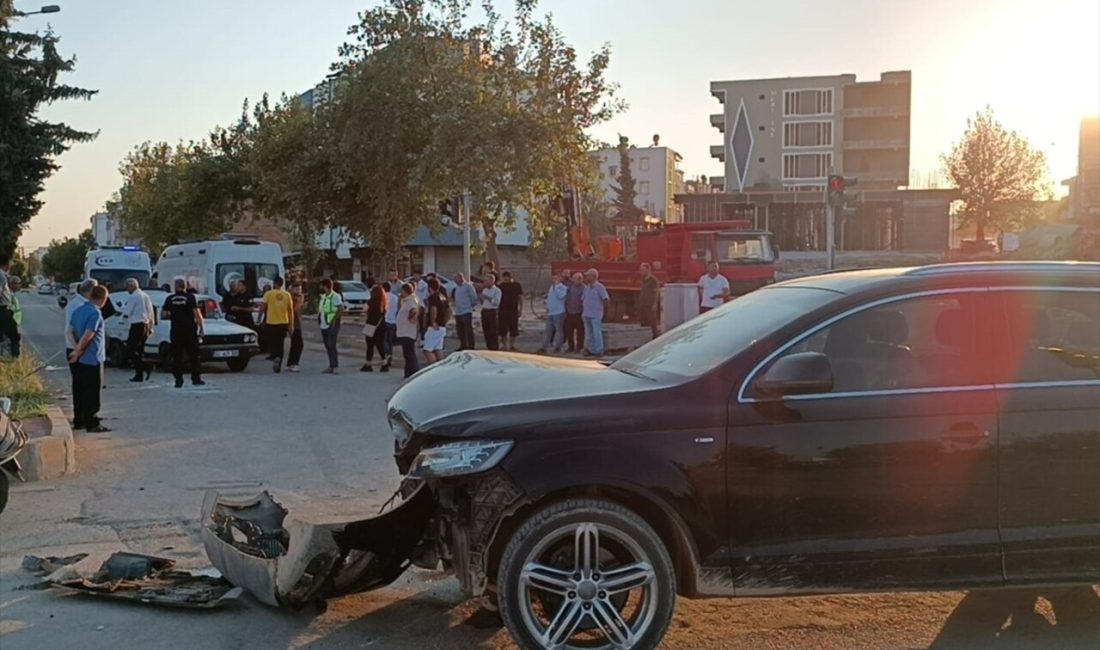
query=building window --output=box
[758,157,765,163]
[608,165,617,179]
[639,157,650,171]
[783,89,834,116]
[759,125,765,132]
[759,94,765,100]
[639,181,650,195]
[782,121,833,148]
[782,153,833,180]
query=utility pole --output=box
[461,193,472,280]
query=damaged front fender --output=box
[201,484,435,609]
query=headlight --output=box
[410,440,514,478]
[245,334,256,343]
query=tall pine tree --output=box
[0,2,97,257]
[611,135,643,223]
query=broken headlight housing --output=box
[410,440,514,478]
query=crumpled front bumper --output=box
[200,485,435,609]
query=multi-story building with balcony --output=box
[709,71,911,192]
[591,144,685,222]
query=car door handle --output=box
[941,422,990,442]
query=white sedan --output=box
[104,291,260,372]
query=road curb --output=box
[21,405,78,481]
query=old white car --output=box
[104,291,260,372]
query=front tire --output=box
[497,498,676,650]
[226,357,249,372]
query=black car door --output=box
[727,289,1005,593]
[995,286,1100,584]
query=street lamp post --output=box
[13,5,60,16]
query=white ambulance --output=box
[83,246,153,291]
[153,239,285,299]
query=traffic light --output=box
[827,174,858,206]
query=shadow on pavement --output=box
[930,587,1100,649]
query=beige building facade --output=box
[710,71,911,192]
[591,145,685,222]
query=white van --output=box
[153,239,285,299]
[84,246,153,291]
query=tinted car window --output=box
[1001,289,1100,383]
[761,292,989,394]
[612,286,836,379]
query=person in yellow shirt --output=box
[259,276,294,373]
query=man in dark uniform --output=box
[222,280,255,329]
[161,279,205,388]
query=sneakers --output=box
[380,363,390,373]
[174,379,184,388]
[361,364,373,372]
[287,365,300,373]
[322,367,338,374]
[192,378,206,386]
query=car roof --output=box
[772,261,1100,295]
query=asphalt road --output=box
[1,292,1097,649]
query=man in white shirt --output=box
[382,280,401,371]
[479,272,502,350]
[697,261,731,314]
[121,277,156,382]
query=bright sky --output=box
[16,0,1100,248]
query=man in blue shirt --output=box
[581,268,610,357]
[450,272,479,350]
[538,273,568,354]
[67,285,110,432]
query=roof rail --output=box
[906,261,1100,276]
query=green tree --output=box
[115,117,252,256]
[329,0,622,266]
[941,107,1052,242]
[0,2,97,258]
[611,135,643,223]
[41,228,94,282]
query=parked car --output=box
[337,280,371,314]
[104,290,260,372]
[203,262,1100,650]
[402,273,454,295]
[36,283,53,295]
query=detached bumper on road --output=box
[200,486,434,609]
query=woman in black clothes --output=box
[361,284,389,372]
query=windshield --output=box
[90,269,151,291]
[716,234,775,263]
[215,263,280,297]
[340,281,369,293]
[612,286,836,380]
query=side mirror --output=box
[754,352,833,397]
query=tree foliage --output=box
[327,0,622,264]
[41,228,94,283]
[610,135,643,223]
[115,113,253,256]
[941,107,1052,241]
[0,1,97,257]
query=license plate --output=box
[213,350,239,358]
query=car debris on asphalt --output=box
[23,550,243,609]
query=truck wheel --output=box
[497,498,675,650]
[0,470,9,515]
[226,358,249,372]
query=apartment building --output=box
[1065,116,1100,226]
[591,145,685,222]
[709,71,911,191]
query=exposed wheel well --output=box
[485,484,699,597]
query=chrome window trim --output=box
[738,284,1100,404]
[997,380,1100,390]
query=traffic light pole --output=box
[461,193,472,280]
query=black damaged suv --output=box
[204,262,1100,650]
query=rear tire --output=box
[497,498,676,650]
[226,358,249,372]
[106,339,126,369]
[158,342,172,371]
